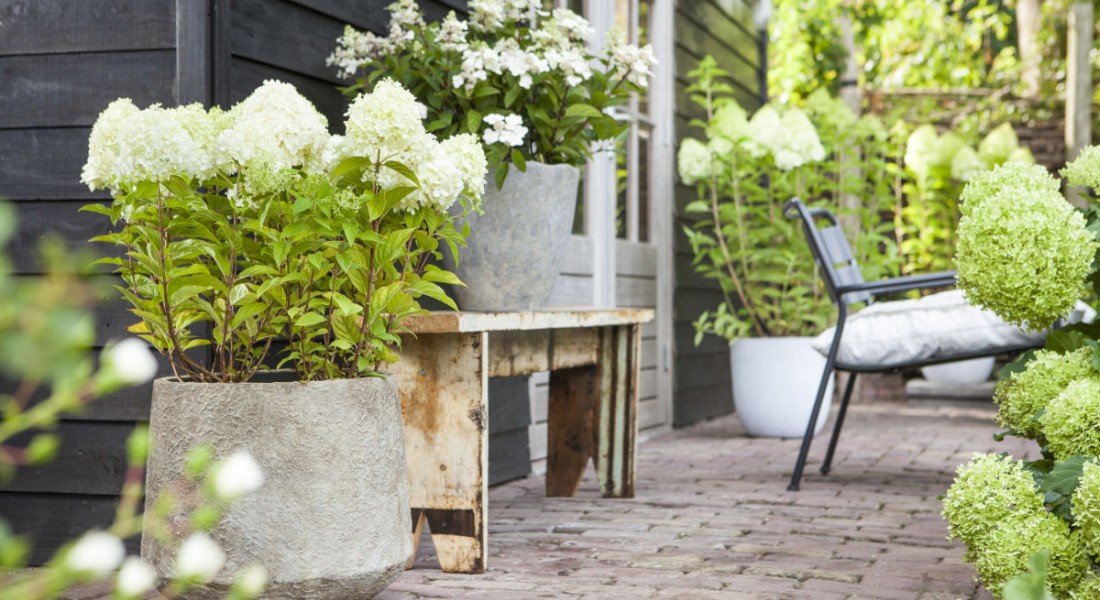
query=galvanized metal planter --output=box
[444,161,580,311]
[142,374,412,599]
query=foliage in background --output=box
[0,209,266,600]
[940,154,1100,598]
[678,57,904,342]
[82,79,486,383]
[329,0,655,188]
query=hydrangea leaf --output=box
[1040,456,1088,497]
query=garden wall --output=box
[672,0,764,426]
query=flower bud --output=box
[65,531,125,576]
[175,532,225,582]
[116,556,157,597]
[213,449,265,501]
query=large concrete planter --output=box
[444,161,579,311]
[730,337,834,438]
[142,375,412,599]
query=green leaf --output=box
[294,312,327,328]
[565,104,603,118]
[504,86,524,108]
[466,109,482,134]
[383,160,421,186]
[293,196,313,214]
[511,149,526,172]
[1045,330,1086,354]
[1039,456,1088,496]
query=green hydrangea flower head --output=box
[1071,461,1100,560]
[1041,378,1100,460]
[994,348,1097,439]
[709,100,749,142]
[677,138,712,185]
[804,87,856,134]
[936,132,966,167]
[958,162,1059,217]
[979,122,1020,167]
[905,124,940,182]
[1061,145,1100,194]
[1070,572,1100,599]
[972,512,1088,599]
[951,145,984,182]
[955,177,1096,330]
[942,453,1044,555]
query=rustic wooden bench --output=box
[392,308,655,574]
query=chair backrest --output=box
[783,198,871,306]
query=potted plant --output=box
[677,57,902,438]
[80,78,486,597]
[941,155,1100,598]
[328,0,656,310]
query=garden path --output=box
[384,399,1031,600]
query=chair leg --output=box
[821,372,857,475]
[788,305,847,492]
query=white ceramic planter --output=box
[920,356,995,384]
[142,374,412,599]
[730,337,834,438]
[443,161,579,311]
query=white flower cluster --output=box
[482,113,527,147]
[606,29,658,88]
[437,11,468,52]
[469,0,540,30]
[81,100,220,191]
[387,0,422,29]
[326,25,397,79]
[342,79,487,210]
[218,80,330,175]
[454,38,551,91]
[744,105,825,171]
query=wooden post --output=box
[1067,2,1092,207]
[837,13,863,240]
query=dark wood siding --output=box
[672,0,763,425]
[0,0,178,563]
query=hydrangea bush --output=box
[82,79,485,383]
[677,57,902,341]
[329,0,655,188]
[941,151,1100,599]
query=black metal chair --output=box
[782,197,1041,491]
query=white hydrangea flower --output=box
[321,134,348,171]
[102,338,159,385]
[213,449,265,501]
[235,564,269,597]
[550,8,594,43]
[494,38,548,89]
[454,43,498,90]
[218,80,330,174]
[439,133,488,202]
[745,105,825,170]
[605,29,657,88]
[544,47,591,87]
[408,136,465,211]
[678,138,712,185]
[82,98,141,191]
[175,533,225,582]
[117,556,157,597]
[386,0,422,29]
[743,105,781,158]
[438,11,468,52]
[469,0,506,30]
[482,113,527,147]
[326,25,396,78]
[343,79,426,160]
[66,531,125,576]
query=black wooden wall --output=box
[672,0,765,426]
[0,0,464,563]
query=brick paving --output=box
[381,401,1035,600]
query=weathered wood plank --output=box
[404,308,654,334]
[0,493,138,565]
[291,0,464,29]
[615,239,657,277]
[0,0,175,56]
[392,331,487,573]
[596,325,639,498]
[177,0,213,105]
[231,0,349,84]
[0,52,176,129]
[0,128,109,201]
[0,421,136,495]
[10,201,119,274]
[485,328,601,377]
[545,273,593,308]
[546,366,596,497]
[487,428,530,486]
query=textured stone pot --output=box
[443,161,579,311]
[730,337,834,438]
[142,374,412,599]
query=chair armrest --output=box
[837,271,957,297]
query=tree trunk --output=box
[1017,0,1043,98]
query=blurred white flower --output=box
[327,25,396,78]
[437,11,468,52]
[235,564,269,597]
[213,449,265,501]
[117,556,157,597]
[482,113,527,147]
[102,338,159,385]
[175,533,225,582]
[387,0,422,29]
[605,29,657,88]
[66,531,125,576]
[469,0,506,30]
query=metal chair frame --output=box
[783,198,1038,491]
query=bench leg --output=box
[393,332,488,574]
[547,366,598,497]
[596,324,640,498]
